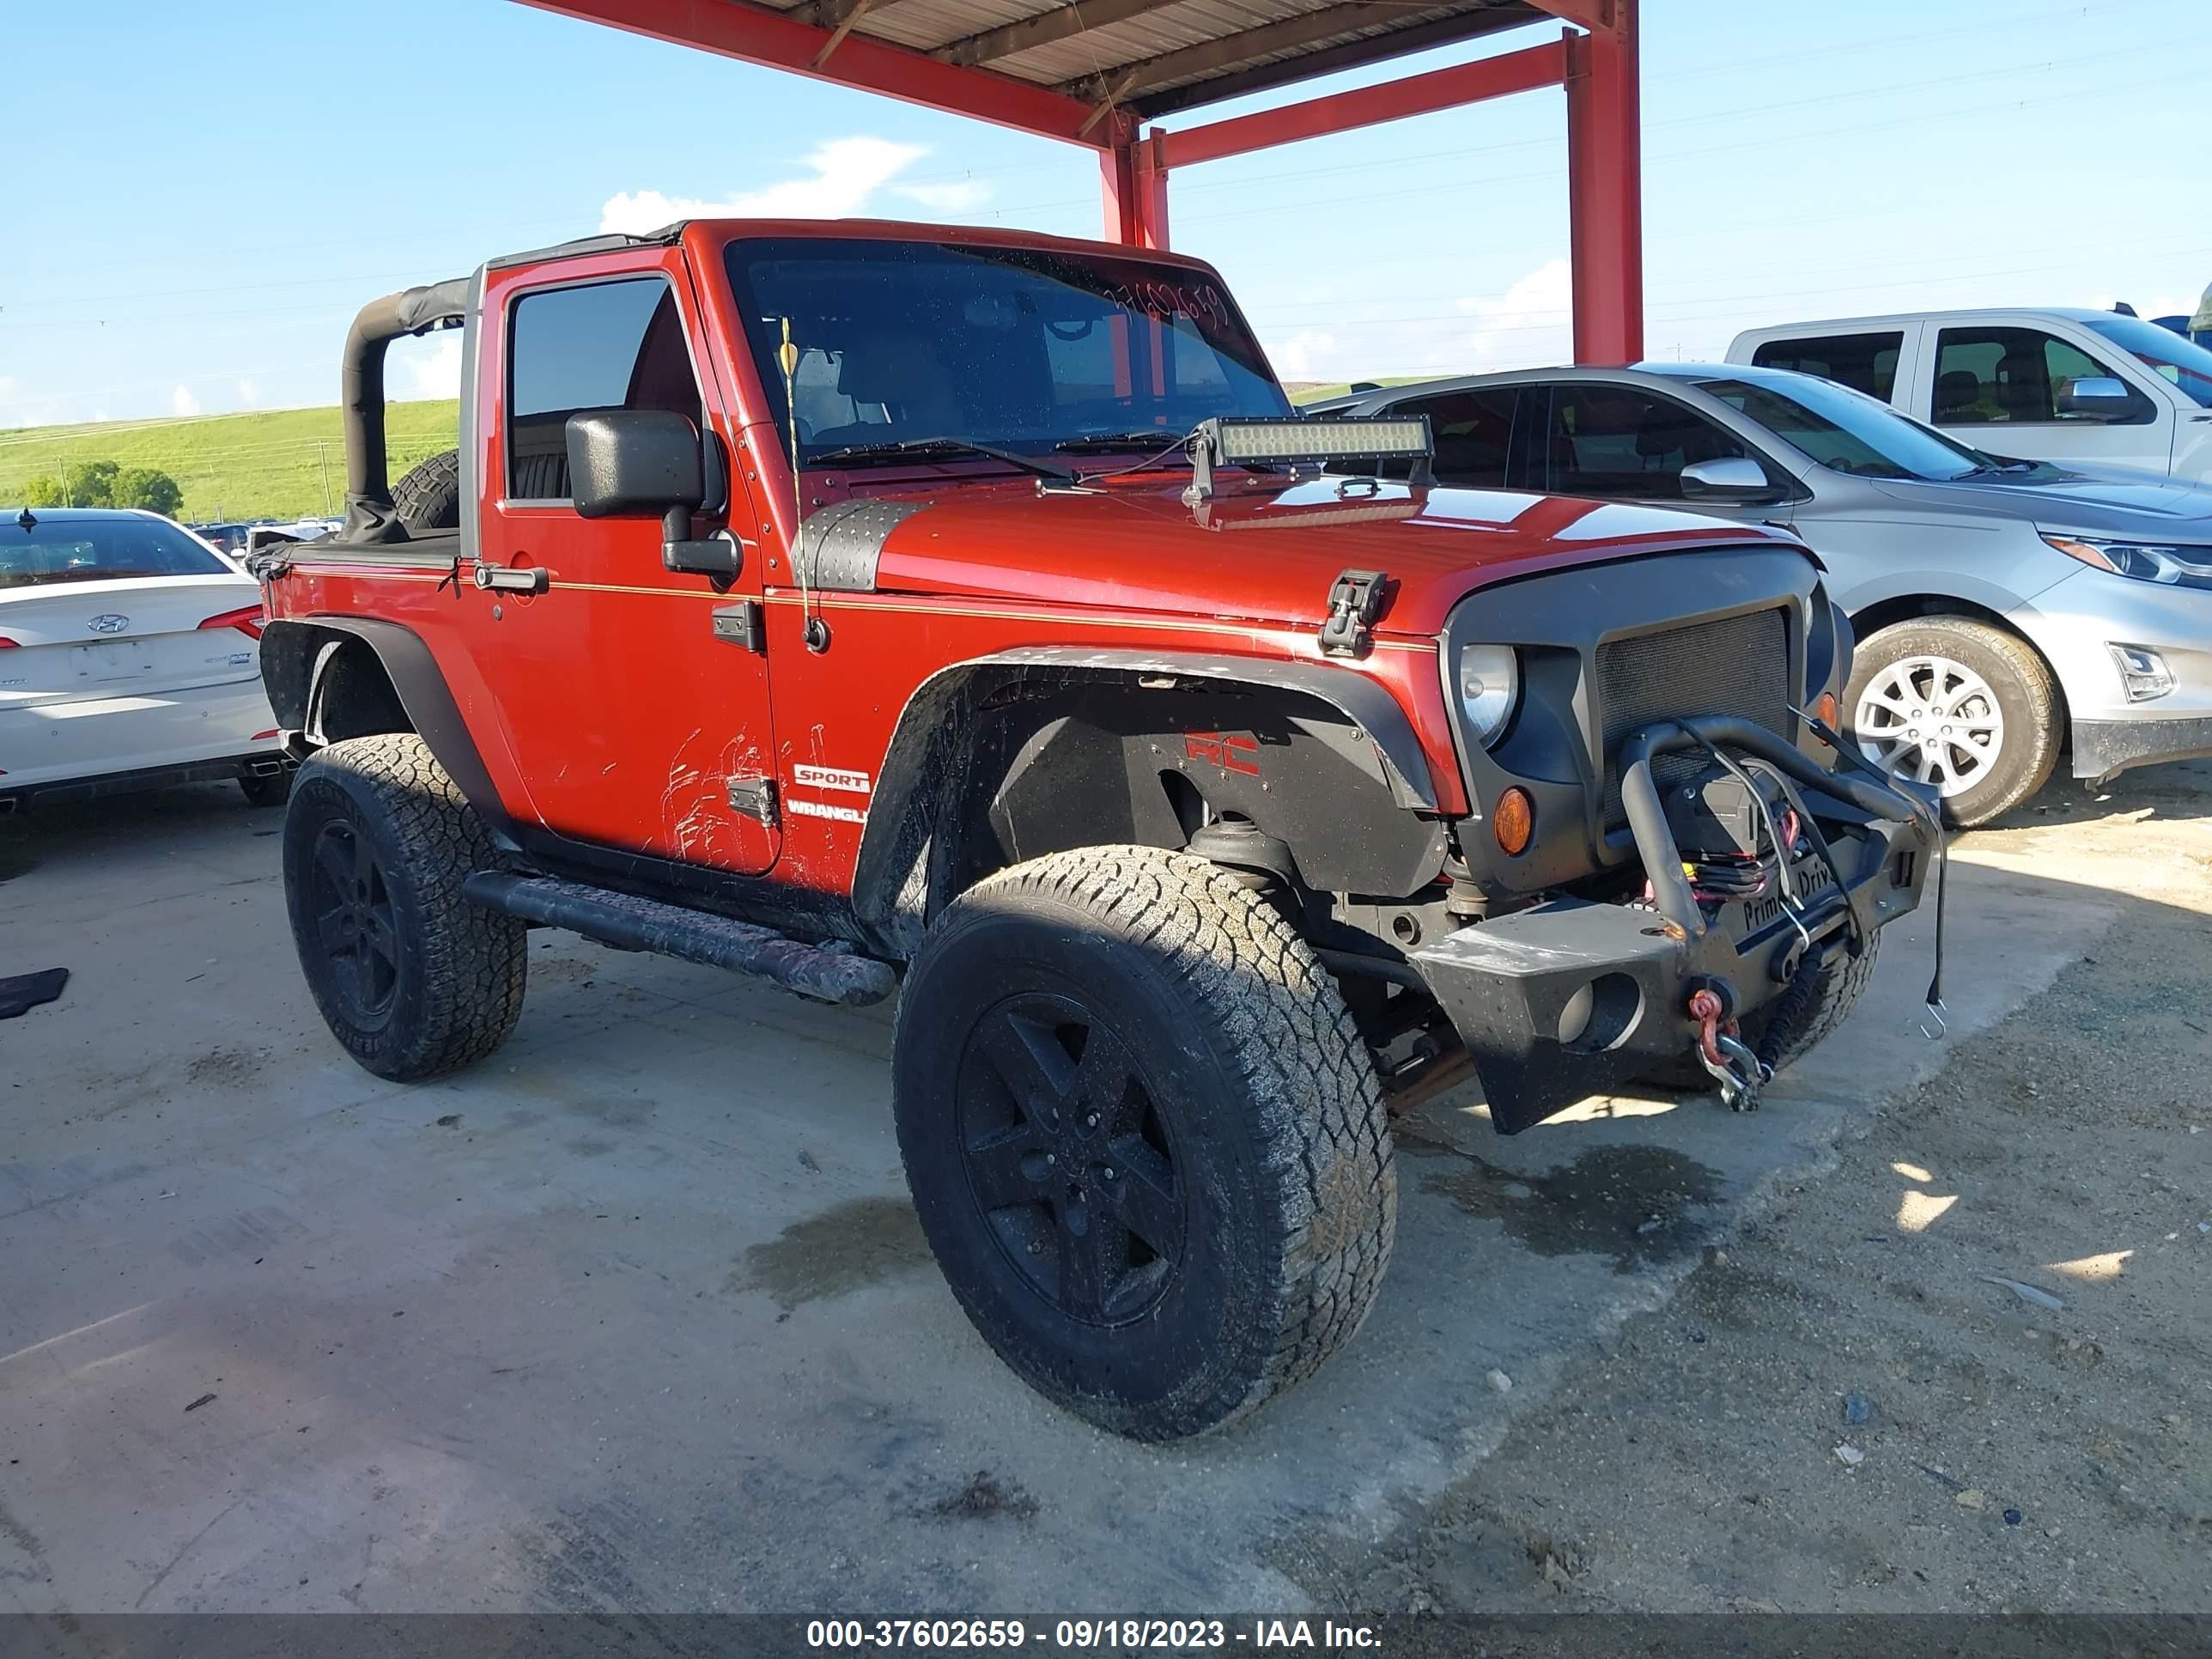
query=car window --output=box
[1389,388,1518,486]
[1931,325,2154,427]
[2081,313,2212,410]
[505,276,704,500]
[1539,385,1747,500]
[1,516,234,589]
[1750,331,1903,401]
[1696,374,1987,482]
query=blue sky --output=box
[3,0,2204,428]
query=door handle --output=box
[474,563,550,595]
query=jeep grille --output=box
[1596,607,1792,828]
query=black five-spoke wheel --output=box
[893,845,1395,1441]
[305,817,401,1025]
[958,994,1184,1327]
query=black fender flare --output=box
[852,646,1445,952]
[260,617,511,838]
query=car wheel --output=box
[891,845,1396,1441]
[1845,618,2059,827]
[283,733,525,1080]
[239,769,291,807]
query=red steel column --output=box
[1099,127,1171,248]
[1564,1,1644,364]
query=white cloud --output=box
[1454,258,1573,365]
[601,137,933,234]
[891,178,991,214]
[1255,259,1577,386]
[171,384,202,416]
[236,378,261,406]
[392,332,463,400]
[1266,329,1340,382]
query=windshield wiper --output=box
[808,436,1077,483]
[1049,431,1188,458]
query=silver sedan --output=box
[1323,363,2212,824]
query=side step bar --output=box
[462,872,896,1007]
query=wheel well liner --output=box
[259,617,507,830]
[853,647,1445,956]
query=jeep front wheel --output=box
[283,733,526,1080]
[892,846,1396,1441]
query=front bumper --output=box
[1410,717,1938,1133]
[2072,714,2212,784]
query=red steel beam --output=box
[1099,131,1171,247]
[1155,34,1568,170]
[1563,2,1643,363]
[512,0,1112,146]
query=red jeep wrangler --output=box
[255,219,1940,1440]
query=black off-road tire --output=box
[283,733,525,1080]
[1639,927,1881,1091]
[1845,617,2060,827]
[392,448,462,532]
[1755,926,1881,1074]
[892,845,1396,1441]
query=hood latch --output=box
[1319,568,1391,658]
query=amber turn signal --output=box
[1493,787,1534,856]
[1815,691,1839,727]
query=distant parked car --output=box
[1325,364,2212,824]
[2,507,289,809]
[1727,309,2212,486]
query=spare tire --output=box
[391,448,461,532]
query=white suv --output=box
[1729,308,2212,484]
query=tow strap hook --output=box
[1688,986,1772,1113]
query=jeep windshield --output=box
[723,237,1290,470]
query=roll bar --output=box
[340,277,470,539]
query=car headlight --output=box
[2042,532,2212,589]
[1458,643,1520,747]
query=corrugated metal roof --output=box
[755,0,1542,118]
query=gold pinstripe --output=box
[276,566,1438,653]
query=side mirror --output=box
[567,410,704,518]
[1679,457,1776,501]
[2056,376,2134,420]
[565,410,738,580]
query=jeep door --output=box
[472,252,781,874]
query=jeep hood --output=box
[862,477,1807,638]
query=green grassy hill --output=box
[2,385,1424,521]
[0,402,460,522]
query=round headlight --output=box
[1458,643,1520,747]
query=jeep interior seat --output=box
[811,334,963,445]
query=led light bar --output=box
[1184,415,1432,500]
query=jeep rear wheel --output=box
[892,846,1396,1441]
[283,733,526,1080]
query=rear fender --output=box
[259,617,509,836]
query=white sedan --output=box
[2,507,289,809]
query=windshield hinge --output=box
[1319,569,1391,658]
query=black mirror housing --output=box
[566,410,706,519]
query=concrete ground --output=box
[0,770,2165,1613]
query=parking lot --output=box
[4,765,2204,1614]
